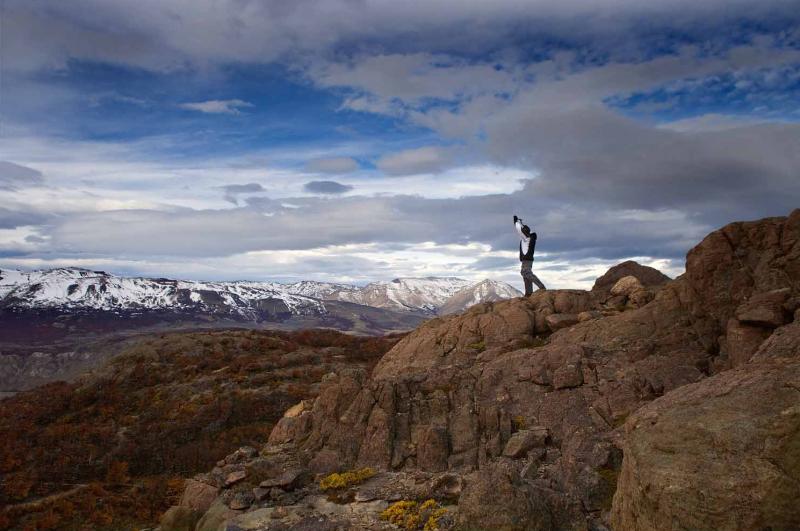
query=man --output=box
[514,215,546,295]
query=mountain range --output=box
[0,268,520,393]
[0,268,520,318]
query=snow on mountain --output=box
[0,268,325,318]
[0,269,522,319]
[284,281,362,300]
[348,277,475,314]
[285,277,472,314]
[285,277,521,315]
[437,279,523,315]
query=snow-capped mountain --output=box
[0,268,522,319]
[437,279,523,315]
[0,268,324,319]
[284,281,362,300]
[286,277,483,314]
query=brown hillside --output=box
[0,329,400,530]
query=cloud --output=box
[179,99,254,114]
[313,53,516,104]
[0,161,45,190]
[220,182,265,204]
[306,157,359,174]
[303,180,354,194]
[2,0,800,288]
[41,190,709,265]
[6,0,799,74]
[323,40,800,228]
[658,113,773,133]
[0,207,49,229]
[377,146,454,176]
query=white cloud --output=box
[377,146,454,176]
[353,165,530,198]
[178,99,254,114]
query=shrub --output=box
[318,467,376,491]
[381,499,449,531]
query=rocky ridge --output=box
[161,210,800,531]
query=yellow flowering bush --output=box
[381,499,449,530]
[318,467,376,491]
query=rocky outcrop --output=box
[591,260,670,295]
[610,322,800,531]
[173,210,800,531]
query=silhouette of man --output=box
[514,215,546,295]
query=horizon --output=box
[1,1,799,290]
[0,265,511,288]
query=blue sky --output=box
[1,0,799,287]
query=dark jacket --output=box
[515,220,537,261]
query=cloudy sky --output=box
[1,0,799,288]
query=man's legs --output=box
[521,260,546,295]
[530,272,546,291]
[520,260,534,296]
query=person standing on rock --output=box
[514,215,546,295]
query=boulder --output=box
[228,489,254,510]
[592,261,670,294]
[159,505,199,531]
[545,313,580,332]
[252,486,270,501]
[611,357,800,531]
[224,469,247,487]
[552,290,593,314]
[195,499,238,531]
[179,479,218,514]
[268,401,313,444]
[610,275,644,297]
[627,288,654,308]
[259,467,307,490]
[502,427,548,458]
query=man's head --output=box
[521,225,531,237]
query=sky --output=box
[1,0,799,288]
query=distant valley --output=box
[0,268,520,392]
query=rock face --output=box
[611,323,800,531]
[173,210,800,531]
[457,463,552,531]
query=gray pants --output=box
[520,260,546,295]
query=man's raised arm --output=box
[513,215,528,240]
